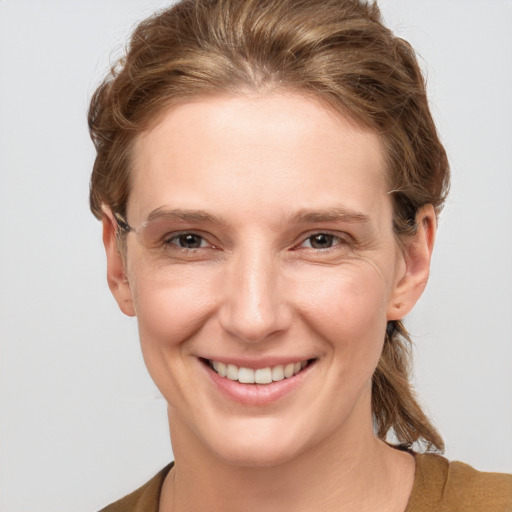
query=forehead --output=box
[128,92,390,225]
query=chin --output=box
[214,440,303,469]
[201,417,315,469]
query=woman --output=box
[88,0,512,510]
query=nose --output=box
[218,247,292,344]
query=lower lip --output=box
[200,360,314,406]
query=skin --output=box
[103,92,436,511]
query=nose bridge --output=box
[219,240,290,342]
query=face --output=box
[104,93,433,467]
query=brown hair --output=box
[89,0,449,451]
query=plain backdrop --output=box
[0,1,511,511]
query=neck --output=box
[160,402,415,512]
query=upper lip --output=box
[199,356,315,369]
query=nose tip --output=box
[218,261,291,343]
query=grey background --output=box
[1,1,511,511]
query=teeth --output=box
[226,364,238,380]
[255,367,272,384]
[238,367,255,384]
[217,362,227,377]
[284,363,295,378]
[209,359,309,384]
[271,365,285,381]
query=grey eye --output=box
[173,233,205,249]
[308,233,335,249]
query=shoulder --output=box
[98,463,173,512]
[407,453,512,512]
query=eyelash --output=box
[297,232,350,251]
[162,231,352,252]
[164,232,215,250]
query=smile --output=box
[208,359,310,384]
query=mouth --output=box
[204,358,315,385]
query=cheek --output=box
[131,270,215,346]
[292,262,391,356]
[127,268,220,408]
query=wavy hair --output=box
[89,0,449,451]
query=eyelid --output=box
[164,230,218,249]
[167,233,208,249]
[294,230,354,249]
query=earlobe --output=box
[387,204,436,321]
[102,212,136,317]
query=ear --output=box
[102,212,136,317]
[387,204,436,320]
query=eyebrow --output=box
[288,206,371,225]
[144,205,371,226]
[145,207,225,225]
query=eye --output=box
[302,233,339,249]
[168,233,208,249]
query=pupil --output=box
[179,234,201,248]
[310,233,333,249]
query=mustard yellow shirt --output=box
[99,453,512,511]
